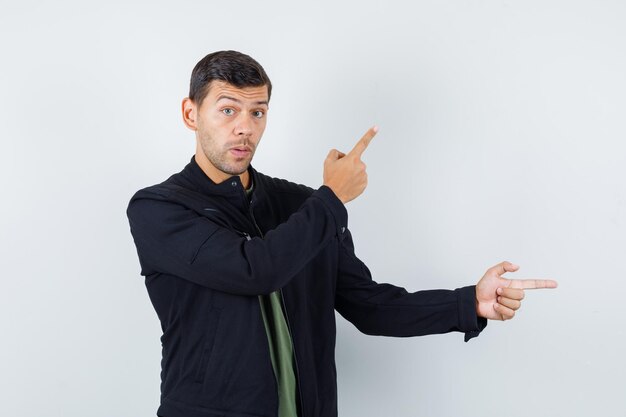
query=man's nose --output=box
[233,114,253,136]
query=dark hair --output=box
[188,50,272,107]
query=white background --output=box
[1,1,625,416]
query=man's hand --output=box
[475,261,558,321]
[323,126,378,204]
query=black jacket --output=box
[126,156,486,417]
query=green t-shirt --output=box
[258,292,298,417]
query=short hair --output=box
[188,50,272,107]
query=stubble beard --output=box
[200,136,254,176]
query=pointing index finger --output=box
[348,125,378,158]
[509,279,559,289]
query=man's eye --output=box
[222,108,235,116]
[253,110,265,119]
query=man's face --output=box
[189,80,269,180]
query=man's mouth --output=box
[230,146,252,157]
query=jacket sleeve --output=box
[127,185,347,296]
[334,229,487,342]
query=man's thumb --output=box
[325,149,340,162]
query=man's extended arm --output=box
[334,228,487,341]
[335,237,557,340]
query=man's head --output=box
[182,50,272,186]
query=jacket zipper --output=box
[245,194,306,417]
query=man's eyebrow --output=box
[216,95,268,106]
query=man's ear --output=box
[182,97,198,131]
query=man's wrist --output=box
[314,186,349,240]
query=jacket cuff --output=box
[455,285,488,342]
[312,185,349,241]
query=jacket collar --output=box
[180,154,262,199]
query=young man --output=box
[126,50,557,417]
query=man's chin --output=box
[222,161,251,176]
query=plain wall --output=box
[1,0,624,416]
